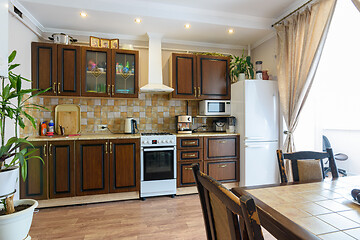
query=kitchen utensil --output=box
[55,104,81,134]
[176,115,192,134]
[214,120,226,132]
[48,33,78,45]
[125,117,138,134]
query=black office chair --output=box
[323,135,348,176]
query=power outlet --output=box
[98,124,107,131]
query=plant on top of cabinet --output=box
[229,50,254,83]
[0,50,48,240]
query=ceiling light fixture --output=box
[228,29,234,34]
[135,18,142,24]
[184,24,191,29]
[5,3,8,8]
[80,12,87,17]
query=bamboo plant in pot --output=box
[0,50,48,240]
[229,50,254,83]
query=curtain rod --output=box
[271,0,313,27]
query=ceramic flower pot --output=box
[0,167,18,198]
[0,199,38,240]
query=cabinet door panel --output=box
[204,136,239,160]
[178,150,203,161]
[205,160,238,182]
[49,141,75,198]
[109,139,139,192]
[20,142,48,200]
[177,161,203,187]
[177,137,203,149]
[197,55,230,100]
[76,140,109,195]
[58,45,81,96]
[171,53,197,99]
[31,42,57,95]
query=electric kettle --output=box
[124,117,138,134]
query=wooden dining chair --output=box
[276,148,339,183]
[192,163,264,240]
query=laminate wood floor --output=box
[29,194,275,240]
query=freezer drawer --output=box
[240,141,279,187]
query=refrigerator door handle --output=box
[245,144,269,148]
[245,137,265,140]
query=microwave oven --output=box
[199,100,231,116]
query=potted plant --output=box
[229,50,254,82]
[0,50,48,240]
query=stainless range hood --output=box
[140,33,174,93]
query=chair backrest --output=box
[277,148,339,183]
[192,163,264,240]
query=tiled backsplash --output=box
[21,93,208,137]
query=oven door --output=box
[142,147,175,181]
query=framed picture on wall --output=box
[90,36,100,47]
[100,38,110,48]
[110,39,119,49]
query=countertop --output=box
[27,132,239,142]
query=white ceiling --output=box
[13,0,306,48]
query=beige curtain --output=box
[352,0,360,11]
[275,0,337,153]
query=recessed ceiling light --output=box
[80,12,87,17]
[184,24,191,29]
[228,29,234,34]
[135,18,142,24]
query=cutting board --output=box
[55,104,81,134]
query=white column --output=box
[0,0,8,76]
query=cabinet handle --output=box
[183,141,197,145]
[105,142,108,154]
[218,140,227,144]
[108,85,111,96]
[184,153,196,157]
[194,87,197,97]
[49,144,52,156]
[184,167,193,170]
[112,85,114,94]
[43,144,47,157]
[218,164,227,168]
[110,142,113,154]
[58,82,61,94]
[53,82,56,94]
[198,87,201,97]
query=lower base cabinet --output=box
[177,161,203,187]
[204,160,238,182]
[21,139,139,199]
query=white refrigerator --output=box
[231,80,280,187]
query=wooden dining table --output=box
[232,176,360,240]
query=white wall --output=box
[0,0,8,76]
[251,36,277,80]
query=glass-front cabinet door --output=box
[111,49,139,98]
[81,47,111,97]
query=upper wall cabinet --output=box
[170,53,230,100]
[31,42,139,98]
[81,47,111,97]
[32,42,81,96]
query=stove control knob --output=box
[145,141,149,144]
[159,140,164,143]
[165,140,169,143]
[170,140,174,143]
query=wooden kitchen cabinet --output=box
[31,42,57,96]
[20,141,48,200]
[171,53,197,99]
[57,45,81,96]
[48,141,75,198]
[31,42,81,96]
[109,139,140,193]
[81,47,111,97]
[111,49,139,98]
[204,160,238,182]
[204,136,239,160]
[177,161,203,187]
[170,53,230,100]
[75,140,109,196]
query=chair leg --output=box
[338,168,347,177]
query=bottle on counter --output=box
[41,121,47,136]
[47,120,54,136]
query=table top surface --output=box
[233,176,360,240]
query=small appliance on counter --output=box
[176,115,192,134]
[213,119,226,132]
[199,100,231,116]
[125,117,138,134]
[226,117,236,133]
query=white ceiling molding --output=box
[251,31,276,50]
[17,0,275,30]
[11,0,45,32]
[162,38,247,51]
